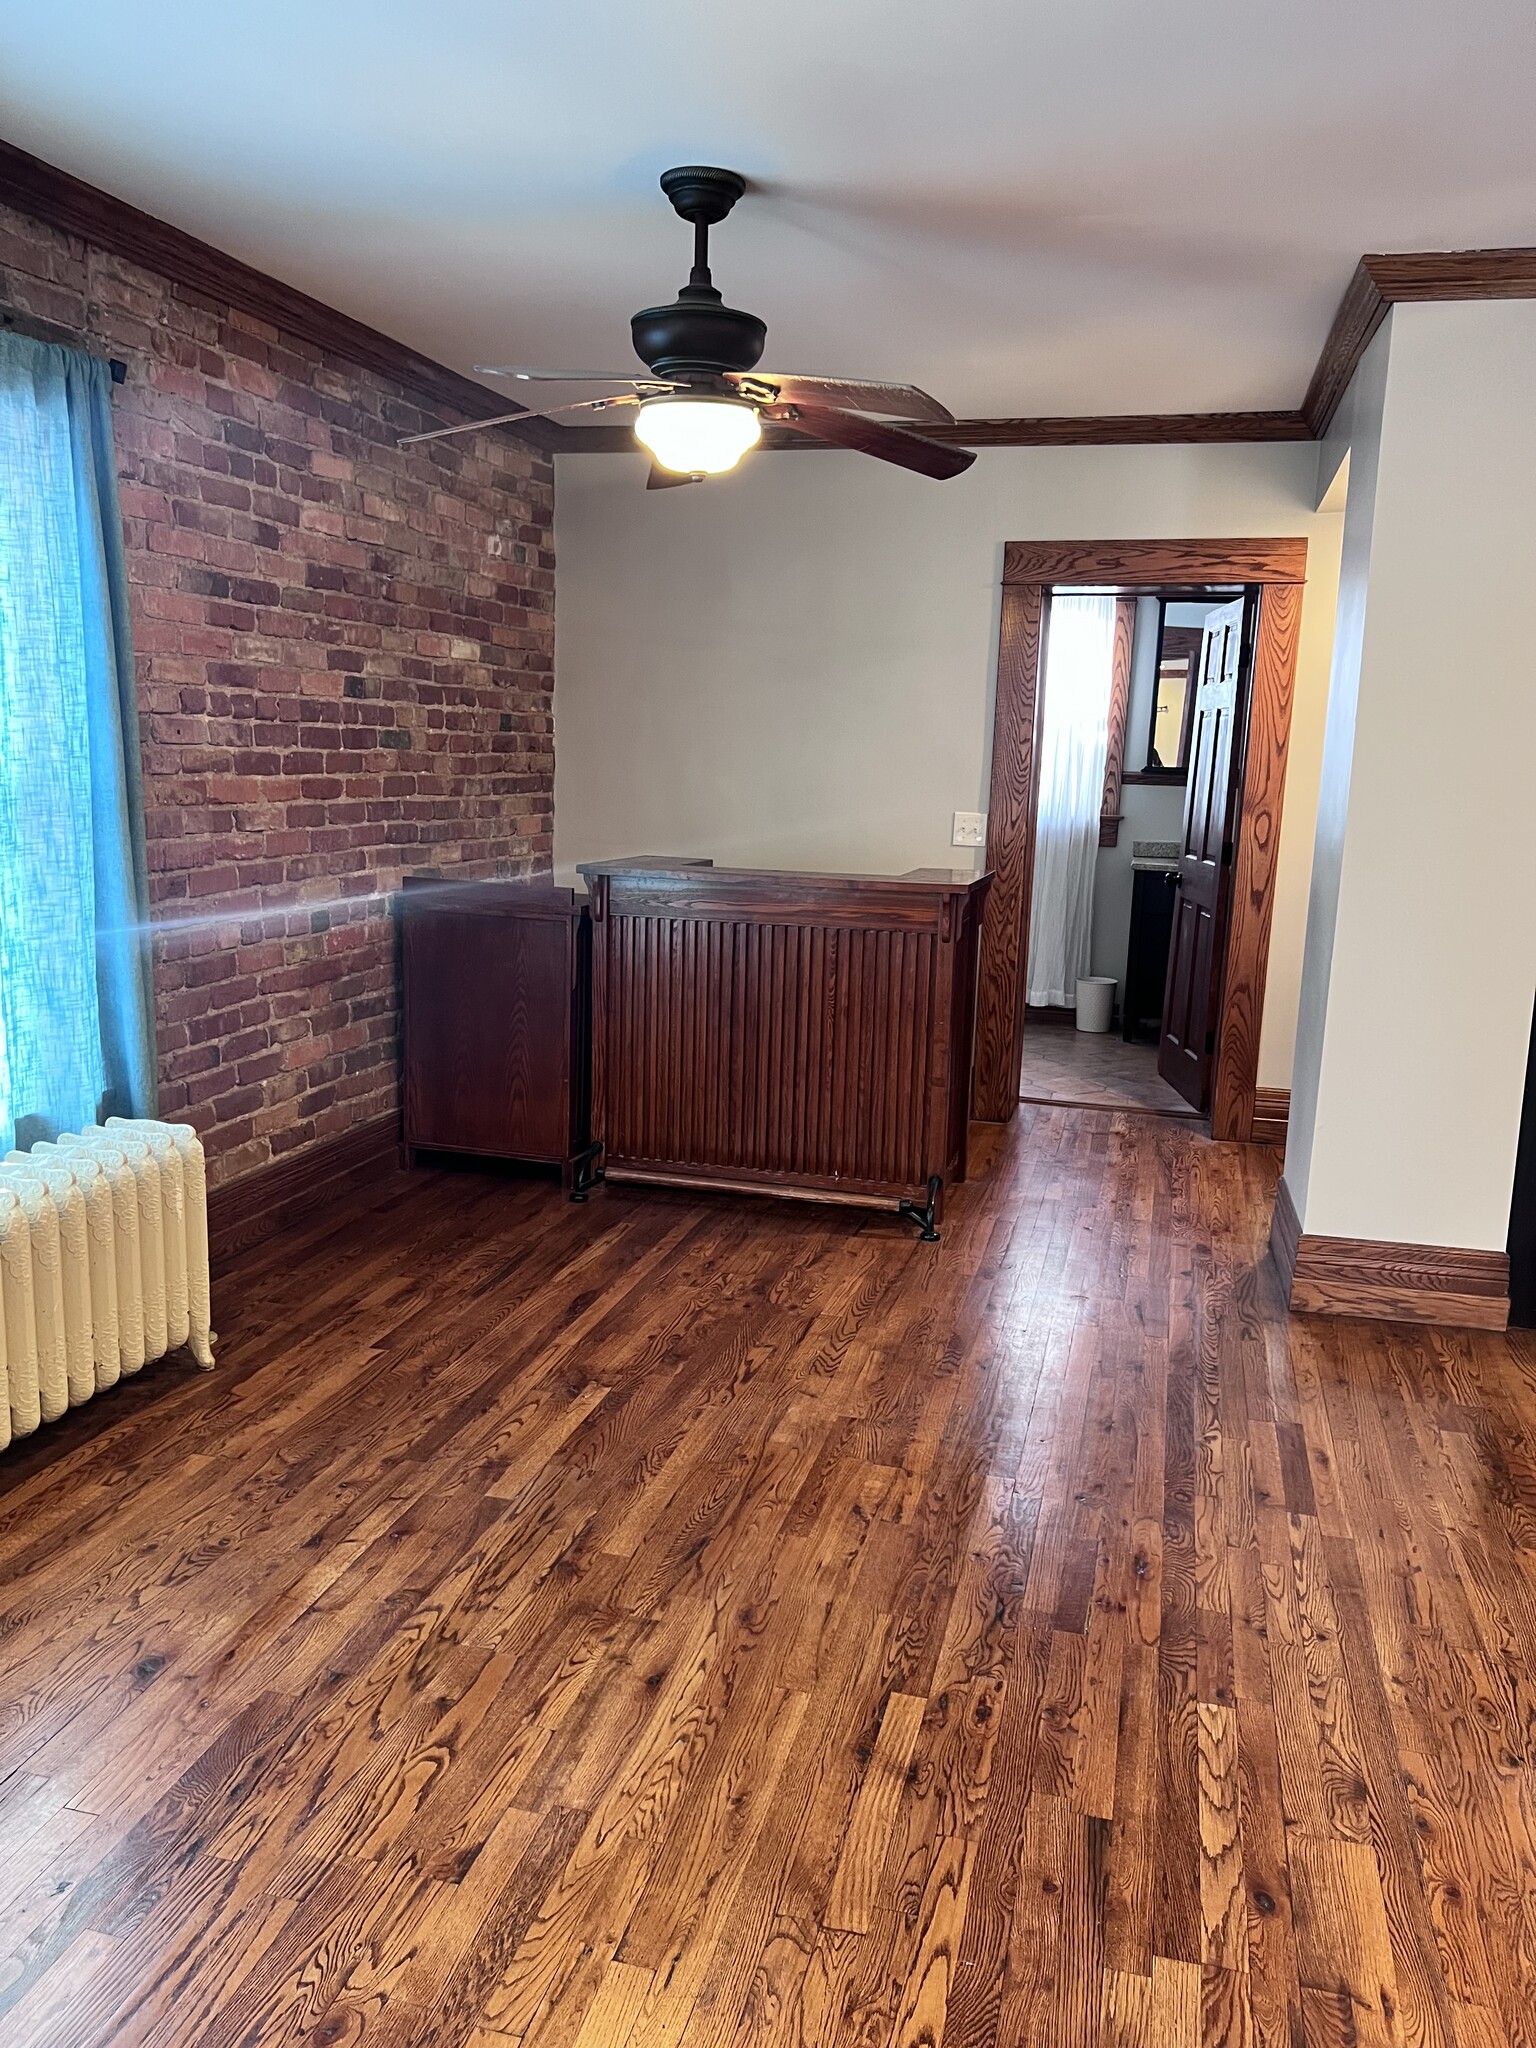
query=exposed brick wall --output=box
[0,199,554,1187]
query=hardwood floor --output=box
[2,1110,1536,2046]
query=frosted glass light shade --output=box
[633,396,761,475]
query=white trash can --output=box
[1075,976,1116,1033]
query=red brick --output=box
[0,195,553,1189]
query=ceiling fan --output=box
[399,166,977,487]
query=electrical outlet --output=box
[952,810,987,848]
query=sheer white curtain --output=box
[1025,594,1117,1008]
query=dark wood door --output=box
[1158,598,1249,1107]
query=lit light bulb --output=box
[633,396,762,476]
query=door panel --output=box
[1158,598,1248,1108]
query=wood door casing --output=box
[974,542,1306,1140]
[1158,597,1247,1107]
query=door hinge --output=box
[1205,1029,1218,1056]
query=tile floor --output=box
[1016,1018,1200,1117]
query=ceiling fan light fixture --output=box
[633,395,761,476]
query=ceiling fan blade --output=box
[646,465,701,490]
[734,373,953,425]
[765,402,975,480]
[475,368,679,387]
[399,393,642,447]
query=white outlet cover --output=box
[952,810,987,847]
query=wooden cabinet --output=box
[1122,866,1178,1043]
[399,879,595,1189]
[578,860,991,1236]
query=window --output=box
[0,331,156,1151]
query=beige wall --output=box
[555,442,1343,1092]
[1286,300,1536,1249]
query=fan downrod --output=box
[631,164,766,381]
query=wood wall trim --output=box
[974,538,1306,1137]
[1270,1177,1302,1296]
[207,1114,401,1270]
[1002,538,1308,586]
[1302,246,1536,436]
[973,584,1047,1122]
[1299,261,1389,436]
[0,137,554,450]
[558,411,1312,456]
[1210,580,1302,1142]
[1270,1176,1511,1331]
[1098,599,1136,850]
[923,411,1312,448]
[1252,1087,1291,1147]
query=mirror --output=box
[1142,622,1203,776]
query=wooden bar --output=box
[579,859,992,1226]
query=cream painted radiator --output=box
[0,1118,215,1451]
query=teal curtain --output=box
[0,332,156,1153]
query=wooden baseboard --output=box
[1252,1087,1290,1147]
[1024,1005,1079,1027]
[1270,1177,1303,1294]
[207,1114,401,1268]
[1269,1176,1509,1330]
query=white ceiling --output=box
[2,1,1533,420]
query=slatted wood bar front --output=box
[579,861,991,1225]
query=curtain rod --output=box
[1,307,127,381]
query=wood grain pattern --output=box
[920,411,1313,448]
[1300,259,1389,439]
[1252,1087,1291,1147]
[1271,1177,1511,1330]
[974,542,1306,1138]
[1302,247,1536,435]
[582,862,989,1212]
[1289,1242,1511,1332]
[1098,598,1137,849]
[7,1107,1536,2041]
[974,583,1046,1122]
[400,880,592,1185]
[206,1112,398,1270]
[1210,581,1303,1143]
[1002,539,1308,587]
[0,137,552,450]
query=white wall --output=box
[1286,301,1536,1249]
[555,442,1343,1090]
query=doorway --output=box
[972,538,1307,1139]
[1017,586,1250,1119]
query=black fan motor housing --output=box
[630,287,766,381]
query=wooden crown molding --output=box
[5,135,1532,455]
[1301,246,1536,436]
[1270,1176,1510,1332]
[552,409,1311,456]
[0,137,555,453]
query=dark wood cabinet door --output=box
[1158,598,1248,1108]
[403,904,574,1161]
